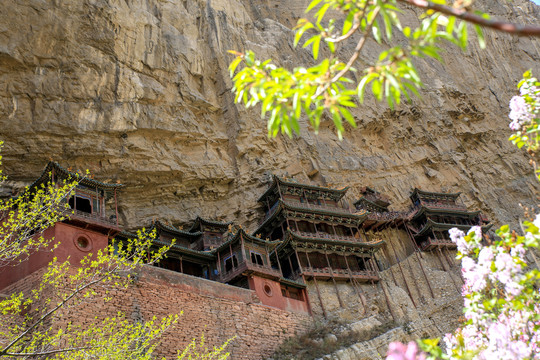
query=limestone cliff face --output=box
[0,0,539,231]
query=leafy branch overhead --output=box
[228,0,540,139]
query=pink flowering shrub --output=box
[386,72,540,360]
[509,71,540,156]
[387,341,426,360]
[387,221,540,360]
[442,225,540,359]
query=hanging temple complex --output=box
[0,162,493,358]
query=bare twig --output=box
[399,0,540,36]
[2,346,95,357]
[315,6,381,98]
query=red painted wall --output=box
[248,276,310,314]
[0,222,109,291]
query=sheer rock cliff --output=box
[1,0,540,358]
[1,0,539,230]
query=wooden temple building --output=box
[251,176,385,315]
[0,163,493,317]
[406,188,492,251]
[0,162,123,290]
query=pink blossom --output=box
[533,214,540,228]
[386,342,426,360]
[449,227,465,244]
[511,243,526,258]
[467,226,482,237]
[509,119,521,130]
[478,247,494,266]
[509,96,530,121]
[494,252,521,285]
[449,227,474,254]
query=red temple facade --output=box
[0,164,492,317]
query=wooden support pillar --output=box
[405,224,434,298]
[344,255,366,314]
[438,246,460,294]
[180,256,183,273]
[360,255,376,291]
[276,179,283,199]
[415,251,434,298]
[275,250,283,275]
[294,248,304,273]
[305,249,327,318]
[287,254,295,275]
[441,246,454,270]
[405,256,423,304]
[332,224,338,237]
[405,225,423,259]
[357,226,364,242]
[382,246,398,286]
[113,188,118,226]
[240,232,246,262]
[435,244,448,271]
[229,242,234,270]
[389,238,417,308]
[380,281,396,322]
[445,246,464,286]
[280,222,287,241]
[94,187,98,215]
[324,250,344,308]
[265,245,271,267]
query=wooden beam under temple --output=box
[324,249,344,308]
[305,249,327,318]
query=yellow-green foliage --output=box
[0,146,78,267]
[177,333,236,360]
[0,148,233,359]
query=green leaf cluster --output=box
[229,0,489,138]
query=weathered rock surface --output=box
[1,1,539,358]
[0,0,539,231]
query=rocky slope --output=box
[0,0,539,231]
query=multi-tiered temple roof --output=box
[406,189,492,251]
[30,162,123,233]
[6,162,496,318]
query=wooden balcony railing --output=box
[421,201,468,211]
[301,267,379,281]
[219,260,282,283]
[68,209,118,227]
[295,231,364,243]
[285,200,353,214]
[366,211,403,222]
[419,237,457,251]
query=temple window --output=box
[68,195,92,214]
[297,221,311,233]
[250,251,264,266]
[270,226,284,241]
[356,257,368,271]
[224,255,238,272]
[281,285,304,301]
